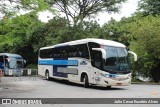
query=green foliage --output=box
[25,64,37,69]
[131,78,143,83]
[0,0,51,19]
[19,0,51,12]
[0,12,44,64]
[129,15,160,82]
[102,14,160,82]
[138,0,160,16]
[28,17,102,47]
[102,17,134,46]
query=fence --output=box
[20,68,38,76]
[0,69,4,82]
[0,68,38,82]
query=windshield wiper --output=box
[104,67,131,74]
[104,69,117,74]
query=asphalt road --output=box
[0,77,160,107]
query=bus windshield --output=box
[7,57,23,69]
[102,46,130,73]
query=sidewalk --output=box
[0,76,38,86]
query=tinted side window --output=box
[0,56,4,63]
[40,48,53,58]
[88,42,100,59]
[70,44,89,59]
[53,44,89,59]
[53,47,69,58]
[40,44,89,59]
[92,51,102,69]
[53,48,61,58]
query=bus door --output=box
[0,56,4,69]
[91,50,103,84]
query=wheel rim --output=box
[83,75,89,88]
[83,77,85,83]
[46,73,49,79]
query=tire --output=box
[45,72,50,80]
[106,86,111,89]
[83,74,89,88]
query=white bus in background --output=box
[38,38,137,88]
[0,53,25,76]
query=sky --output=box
[97,0,141,25]
[39,0,141,25]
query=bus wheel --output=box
[83,74,89,88]
[45,71,50,80]
[106,86,111,89]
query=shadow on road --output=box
[45,78,127,91]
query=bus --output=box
[0,53,25,76]
[38,38,137,88]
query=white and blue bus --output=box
[38,38,137,88]
[0,53,25,76]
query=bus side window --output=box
[40,48,53,58]
[71,44,89,59]
[92,51,102,69]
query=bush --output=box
[25,64,37,69]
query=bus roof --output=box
[0,53,22,58]
[40,38,126,50]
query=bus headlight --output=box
[9,69,13,75]
[105,74,110,78]
[102,73,109,78]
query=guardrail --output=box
[0,68,37,77]
[21,68,38,76]
[0,68,38,83]
[0,69,4,82]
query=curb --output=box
[131,82,160,85]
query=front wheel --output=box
[106,86,111,89]
[83,74,89,88]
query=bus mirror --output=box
[6,58,10,62]
[24,60,26,64]
[128,51,137,62]
[92,48,106,60]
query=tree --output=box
[102,13,160,82]
[138,0,160,16]
[46,0,127,25]
[0,12,44,64]
[29,16,101,45]
[0,0,51,19]
[129,15,160,82]
[102,17,135,46]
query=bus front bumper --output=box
[101,78,131,87]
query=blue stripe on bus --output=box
[38,60,78,66]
